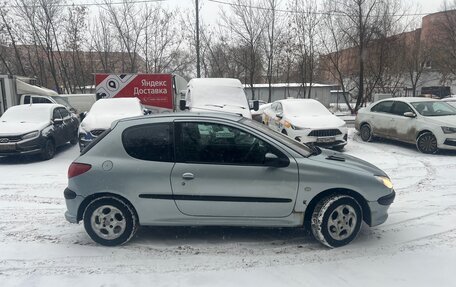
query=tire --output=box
[70,131,78,145]
[360,124,373,142]
[416,132,438,154]
[311,195,362,248]
[41,139,56,160]
[83,196,138,246]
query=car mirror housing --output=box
[403,112,416,118]
[179,99,187,111]
[252,100,260,111]
[264,152,289,167]
[276,113,283,119]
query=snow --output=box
[281,99,332,116]
[1,130,456,286]
[0,104,56,123]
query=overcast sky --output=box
[161,0,448,25]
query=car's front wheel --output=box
[41,139,55,160]
[311,195,362,248]
[83,197,138,246]
[360,124,373,142]
[416,132,438,154]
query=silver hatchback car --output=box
[64,113,395,248]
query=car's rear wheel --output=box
[360,124,373,142]
[41,139,55,160]
[416,132,438,154]
[311,195,362,248]
[83,197,138,246]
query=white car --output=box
[355,97,456,154]
[78,98,145,150]
[262,99,348,150]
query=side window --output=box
[271,103,278,112]
[391,102,412,116]
[59,108,70,119]
[53,108,62,120]
[23,95,30,104]
[122,123,173,162]
[33,97,52,104]
[175,122,287,166]
[371,101,394,113]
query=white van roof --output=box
[187,78,243,88]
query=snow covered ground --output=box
[1,129,456,287]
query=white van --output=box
[179,78,257,119]
[59,94,97,114]
[20,94,77,115]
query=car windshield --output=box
[241,118,313,157]
[0,107,50,123]
[283,100,332,117]
[411,101,456,117]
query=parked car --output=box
[0,104,79,160]
[78,98,145,150]
[64,112,395,248]
[355,97,456,153]
[179,78,257,119]
[262,99,348,150]
[442,97,456,108]
[59,94,97,115]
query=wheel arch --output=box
[416,129,434,140]
[77,192,139,223]
[303,188,371,229]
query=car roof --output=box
[8,103,64,112]
[117,112,243,124]
[187,78,243,88]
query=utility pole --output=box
[196,0,201,78]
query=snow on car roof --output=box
[6,103,63,112]
[379,97,439,103]
[1,104,63,123]
[277,99,331,116]
[89,98,142,115]
[188,78,243,88]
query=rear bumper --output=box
[64,188,85,223]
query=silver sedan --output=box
[64,113,395,248]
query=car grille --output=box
[308,129,342,137]
[0,136,22,143]
[90,129,105,137]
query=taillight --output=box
[68,162,92,178]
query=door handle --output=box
[182,173,194,180]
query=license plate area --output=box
[0,144,16,151]
[316,137,336,143]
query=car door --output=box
[389,101,416,143]
[57,108,74,142]
[170,120,299,218]
[369,100,395,138]
[51,108,66,146]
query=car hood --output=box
[0,121,49,136]
[81,113,142,131]
[286,114,345,129]
[424,115,456,126]
[192,106,252,119]
[309,149,387,176]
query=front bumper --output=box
[441,138,456,150]
[367,190,396,227]
[0,137,44,156]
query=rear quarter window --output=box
[122,123,174,162]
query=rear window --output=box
[122,123,174,162]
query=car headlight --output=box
[442,126,456,134]
[375,176,394,189]
[22,131,39,140]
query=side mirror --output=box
[53,118,63,125]
[252,100,259,111]
[276,113,283,119]
[264,153,289,168]
[403,112,416,118]
[79,112,87,121]
[143,108,152,115]
[179,99,187,111]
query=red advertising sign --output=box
[95,74,174,112]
